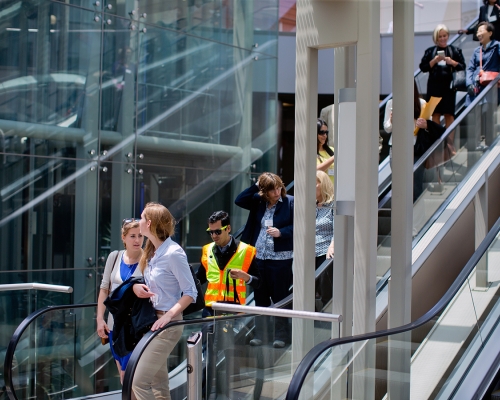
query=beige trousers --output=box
[131,313,183,400]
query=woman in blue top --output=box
[132,202,197,400]
[97,219,144,384]
[466,21,500,105]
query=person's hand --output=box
[468,84,476,97]
[495,4,500,10]
[151,313,172,331]
[97,319,110,339]
[326,242,334,259]
[416,118,428,130]
[389,111,393,123]
[435,54,445,62]
[266,227,281,237]
[458,29,468,34]
[133,283,155,299]
[229,269,251,283]
[445,57,456,66]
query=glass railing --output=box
[376,74,500,289]
[122,289,340,400]
[285,217,500,400]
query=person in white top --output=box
[97,219,144,384]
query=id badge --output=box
[264,219,273,227]
[328,168,335,176]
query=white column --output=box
[388,0,414,398]
[352,0,380,398]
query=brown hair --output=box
[122,220,140,248]
[258,172,286,202]
[139,202,175,272]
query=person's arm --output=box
[450,46,466,71]
[230,259,261,288]
[97,288,110,338]
[326,239,334,259]
[273,198,293,239]
[466,50,478,88]
[96,251,118,338]
[419,47,441,72]
[316,156,334,172]
[152,295,193,331]
[383,100,393,134]
[235,183,260,210]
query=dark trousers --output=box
[253,258,293,343]
[315,255,333,307]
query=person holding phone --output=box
[419,24,465,155]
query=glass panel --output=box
[209,314,339,399]
[9,306,118,400]
[0,2,102,158]
[292,228,500,400]
[376,81,500,286]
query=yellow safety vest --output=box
[201,241,256,307]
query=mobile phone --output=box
[437,50,445,57]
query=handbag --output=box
[479,46,499,86]
[183,264,206,315]
[450,70,467,91]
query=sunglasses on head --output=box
[206,225,228,236]
[122,218,137,227]
[318,130,329,136]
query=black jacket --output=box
[104,277,157,357]
[467,4,500,42]
[235,184,294,252]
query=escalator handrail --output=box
[285,216,500,400]
[3,303,98,400]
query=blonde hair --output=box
[258,172,286,202]
[121,220,140,249]
[139,202,175,272]
[316,171,334,204]
[433,24,449,45]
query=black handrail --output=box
[285,217,500,400]
[3,303,97,400]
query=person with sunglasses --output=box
[197,210,259,317]
[97,218,144,384]
[316,118,335,184]
[235,172,294,348]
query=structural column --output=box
[388,0,414,398]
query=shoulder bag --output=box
[182,264,205,315]
[101,251,120,345]
[479,46,499,86]
[447,46,467,92]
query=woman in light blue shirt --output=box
[132,202,197,400]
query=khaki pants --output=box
[132,313,183,400]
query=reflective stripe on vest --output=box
[201,241,256,307]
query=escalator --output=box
[285,217,500,400]
[2,259,335,400]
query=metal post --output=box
[187,331,202,400]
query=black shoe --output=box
[273,340,286,348]
[249,338,263,346]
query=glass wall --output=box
[0,0,278,365]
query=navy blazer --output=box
[235,184,294,253]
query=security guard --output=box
[197,210,259,317]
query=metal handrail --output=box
[285,217,500,400]
[0,283,73,293]
[211,303,342,322]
